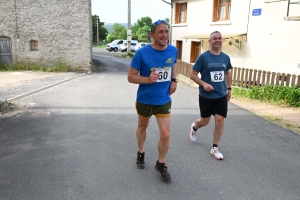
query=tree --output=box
[131,16,152,41]
[119,29,127,39]
[134,16,152,28]
[131,17,170,42]
[99,26,108,42]
[135,25,151,42]
[106,23,127,43]
[92,15,108,44]
[112,23,127,39]
[107,33,116,43]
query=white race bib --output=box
[210,71,224,82]
[156,68,171,82]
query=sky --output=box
[91,0,171,24]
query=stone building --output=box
[0,0,92,71]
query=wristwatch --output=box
[171,78,178,83]
[227,87,232,90]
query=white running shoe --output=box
[189,123,197,141]
[210,147,224,160]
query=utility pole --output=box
[127,0,131,53]
[96,16,99,46]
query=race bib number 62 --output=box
[210,71,224,82]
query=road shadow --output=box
[91,55,131,73]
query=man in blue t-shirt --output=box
[128,19,178,182]
[189,31,232,160]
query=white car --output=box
[119,43,127,52]
[120,40,139,52]
[134,42,151,52]
[106,39,126,52]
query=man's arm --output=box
[169,68,177,95]
[127,67,158,84]
[225,69,232,88]
[225,69,232,101]
[190,69,214,91]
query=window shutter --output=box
[185,3,188,23]
[213,0,218,22]
[175,3,179,24]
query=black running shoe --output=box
[136,151,145,169]
[155,161,171,182]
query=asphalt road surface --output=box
[0,48,299,200]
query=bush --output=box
[232,85,300,108]
[127,52,134,58]
[285,86,300,107]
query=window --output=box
[30,40,38,51]
[213,0,231,22]
[175,2,187,24]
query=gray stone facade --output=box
[0,0,92,71]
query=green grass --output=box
[93,44,106,48]
[258,113,300,134]
[232,85,300,108]
[232,85,300,134]
[0,59,71,72]
[116,52,135,59]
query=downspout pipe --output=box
[162,0,173,44]
[243,0,252,68]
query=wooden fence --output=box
[174,60,300,88]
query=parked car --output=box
[119,40,138,52]
[133,42,151,52]
[106,39,126,52]
[119,43,127,52]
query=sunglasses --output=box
[151,19,168,32]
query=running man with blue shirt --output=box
[128,20,178,182]
[189,31,232,160]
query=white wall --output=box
[245,0,300,75]
[171,0,250,66]
[171,0,300,75]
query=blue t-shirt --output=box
[192,50,232,99]
[130,44,178,105]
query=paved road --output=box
[0,49,299,200]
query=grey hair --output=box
[209,31,222,40]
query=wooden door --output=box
[176,40,182,60]
[190,41,201,63]
[0,37,12,65]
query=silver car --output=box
[133,42,151,52]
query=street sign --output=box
[252,8,262,16]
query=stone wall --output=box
[0,0,92,71]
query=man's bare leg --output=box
[136,115,149,153]
[213,114,224,145]
[156,117,170,163]
[194,117,211,129]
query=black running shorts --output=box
[199,95,228,118]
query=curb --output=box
[3,72,87,104]
[0,97,8,112]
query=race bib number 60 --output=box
[210,71,224,82]
[156,68,171,82]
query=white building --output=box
[170,0,300,75]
